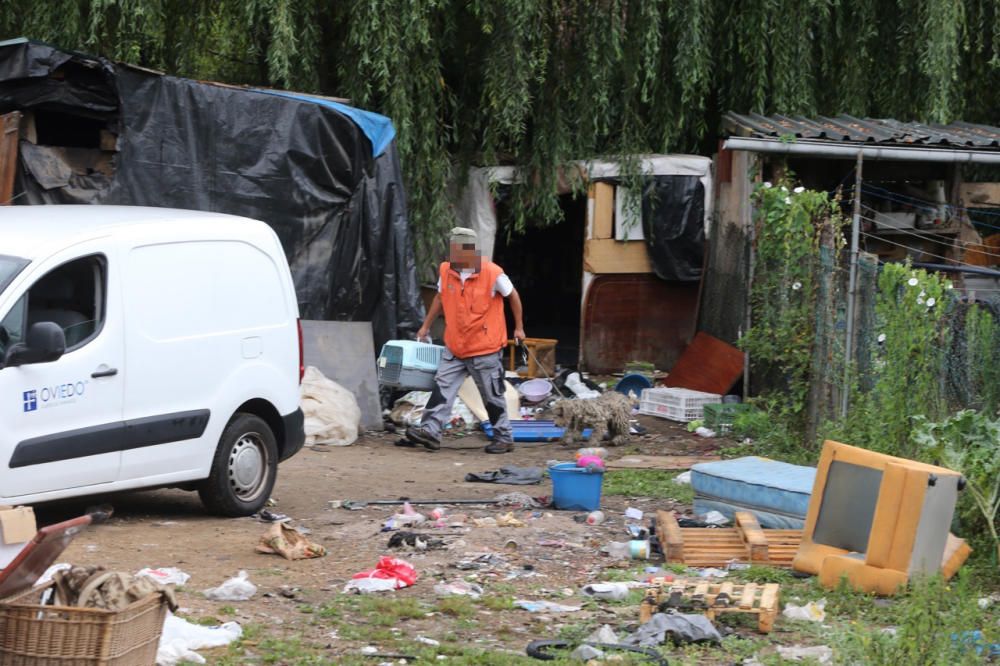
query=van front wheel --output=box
[199,413,278,516]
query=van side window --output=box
[0,255,106,353]
[0,295,26,359]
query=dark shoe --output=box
[406,426,440,450]
[485,440,514,454]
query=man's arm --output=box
[507,288,526,342]
[417,293,442,341]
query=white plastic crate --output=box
[638,387,722,422]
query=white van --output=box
[0,206,305,516]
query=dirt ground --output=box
[33,416,720,662]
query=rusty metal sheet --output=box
[0,111,20,204]
[581,274,698,374]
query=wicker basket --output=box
[0,582,168,665]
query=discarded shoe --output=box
[485,440,514,454]
[405,426,440,450]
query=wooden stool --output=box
[506,337,557,378]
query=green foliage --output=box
[962,304,1000,415]
[835,264,950,457]
[727,398,814,465]
[603,469,693,503]
[740,180,844,440]
[5,1,1000,269]
[913,409,1000,562]
[835,573,992,665]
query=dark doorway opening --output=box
[493,192,585,368]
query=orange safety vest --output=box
[439,260,507,358]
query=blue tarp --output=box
[253,89,396,157]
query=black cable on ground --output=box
[525,639,668,664]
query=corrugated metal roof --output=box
[725,112,1000,150]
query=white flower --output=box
[917,297,925,305]
[908,278,919,287]
[763,182,772,188]
[792,281,802,291]
[877,333,886,344]
[927,297,936,307]
[918,291,926,299]
[947,282,954,290]
[780,185,788,192]
[784,197,792,204]
[794,186,805,193]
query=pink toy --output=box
[576,455,605,470]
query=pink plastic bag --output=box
[350,556,418,589]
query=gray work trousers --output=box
[420,349,512,443]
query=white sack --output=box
[301,366,362,446]
[156,613,242,665]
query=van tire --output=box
[198,413,278,517]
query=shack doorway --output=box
[492,192,586,368]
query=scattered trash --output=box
[496,512,527,527]
[387,532,446,550]
[625,507,644,521]
[472,517,497,528]
[576,455,605,470]
[782,599,827,622]
[582,582,630,601]
[515,600,581,613]
[569,644,604,660]
[360,645,379,655]
[694,568,728,579]
[776,645,833,663]
[136,567,192,587]
[699,511,730,526]
[694,426,717,438]
[256,522,328,560]
[202,571,257,602]
[256,510,289,523]
[674,471,692,484]
[629,540,651,560]
[344,557,418,594]
[278,586,299,599]
[37,563,72,586]
[429,507,448,520]
[585,510,606,525]
[605,541,630,560]
[156,613,243,665]
[415,636,441,647]
[494,492,543,508]
[433,581,483,599]
[465,466,543,485]
[623,612,722,647]
[952,630,1000,658]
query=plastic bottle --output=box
[585,510,606,525]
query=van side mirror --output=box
[4,322,66,367]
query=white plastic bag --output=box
[581,582,630,601]
[136,567,191,586]
[157,613,242,665]
[301,366,362,446]
[202,571,257,601]
[782,599,827,622]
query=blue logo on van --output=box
[22,390,37,412]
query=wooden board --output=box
[606,455,721,470]
[583,238,652,274]
[0,111,20,205]
[589,182,615,239]
[581,275,698,374]
[663,331,744,394]
[640,577,781,633]
[655,510,802,569]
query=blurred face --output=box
[449,242,480,270]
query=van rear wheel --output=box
[199,413,278,517]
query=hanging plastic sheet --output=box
[0,38,423,348]
[640,175,706,282]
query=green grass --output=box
[356,596,427,625]
[603,469,694,503]
[437,596,477,617]
[479,594,515,611]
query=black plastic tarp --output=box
[641,176,705,282]
[0,38,423,348]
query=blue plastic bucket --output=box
[549,462,604,511]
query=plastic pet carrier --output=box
[377,340,445,390]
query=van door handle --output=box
[91,367,118,378]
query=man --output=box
[406,227,525,454]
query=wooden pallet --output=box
[655,510,802,568]
[640,578,781,633]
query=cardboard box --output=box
[0,506,36,568]
[589,182,615,239]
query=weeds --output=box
[437,596,476,618]
[603,470,694,503]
